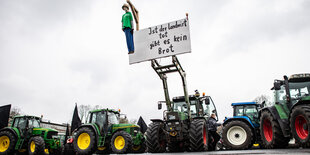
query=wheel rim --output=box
[77,133,91,150]
[263,119,273,142]
[114,136,125,150]
[132,145,141,151]
[295,115,308,140]
[30,141,36,153]
[203,127,207,145]
[0,136,10,152]
[98,146,106,151]
[227,126,247,145]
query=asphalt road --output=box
[123,148,310,155]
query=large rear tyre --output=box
[290,105,310,147]
[73,127,96,155]
[111,130,132,153]
[145,122,166,153]
[222,120,253,150]
[260,110,289,149]
[0,130,16,155]
[28,136,46,155]
[189,119,208,152]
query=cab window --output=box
[234,106,244,116]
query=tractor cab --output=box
[167,93,217,120]
[231,102,259,127]
[272,73,310,116]
[87,109,121,135]
[11,116,47,138]
[12,116,41,130]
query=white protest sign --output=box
[129,18,191,64]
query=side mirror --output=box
[274,81,281,90]
[158,102,162,110]
[261,101,266,108]
[205,98,210,105]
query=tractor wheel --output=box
[189,119,208,152]
[111,130,132,153]
[145,122,166,153]
[131,142,146,153]
[222,120,253,150]
[0,130,16,155]
[290,105,310,147]
[73,127,96,155]
[28,136,46,155]
[260,110,289,149]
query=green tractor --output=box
[0,115,61,155]
[72,108,145,154]
[146,56,218,152]
[260,73,310,148]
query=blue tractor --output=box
[222,102,260,150]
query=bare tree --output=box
[78,105,91,123]
[129,119,137,125]
[10,106,21,118]
[119,114,129,124]
[253,95,270,105]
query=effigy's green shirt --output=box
[122,12,133,29]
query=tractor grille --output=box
[47,131,58,139]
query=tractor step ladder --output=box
[151,55,191,116]
[98,136,105,146]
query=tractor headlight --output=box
[175,122,179,125]
[168,122,172,126]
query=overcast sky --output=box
[1,0,309,124]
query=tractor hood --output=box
[301,95,310,101]
[32,127,58,135]
[112,124,140,130]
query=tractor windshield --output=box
[173,100,197,113]
[289,81,310,104]
[108,112,119,124]
[28,118,40,128]
[89,111,106,131]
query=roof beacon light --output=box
[203,92,205,96]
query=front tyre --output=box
[260,110,289,149]
[111,130,132,153]
[290,105,310,147]
[28,136,46,155]
[189,119,208,152]
[0,130,16,155]
[222,120,253,150]
[73,127,96,155]
[145,122,166,153]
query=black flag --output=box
[0,104,11,129]
[71,104,81,134]
[137,116,147,134]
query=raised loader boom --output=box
[151,55,191,117]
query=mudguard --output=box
[260,107,290,137]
